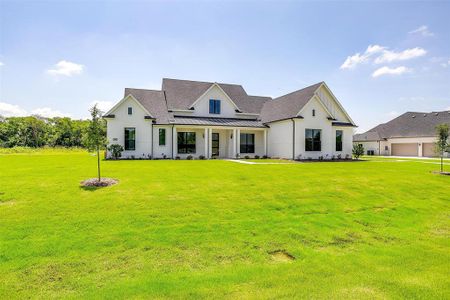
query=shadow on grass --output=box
[79,185,103,192]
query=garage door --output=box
[422,143,436,157]
[391,143,418,156]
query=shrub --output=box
[175,156,180,160]
[162,154,167,159]
[352,144,364,160]
[244,155,250,159]
[262,155,268,159]
[331,155,335,160]
[107,144,123,159]
[186,155,193,160]
[318,156,324,161]
[199,155,205,160]
[130,155,135,160]
[337,154,342,160]
[254,155,260,159]
[345,154,351,160]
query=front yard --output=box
[0,150,448,298]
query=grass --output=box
[0,150,449,299]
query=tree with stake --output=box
[435,124,449,173]
[84,105,107,182]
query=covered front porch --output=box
[172,126,267,159]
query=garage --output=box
[391,143,418,156]
[422,143,437,157]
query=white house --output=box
[353,111,450,157]
[104,78,356,159]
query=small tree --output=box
[435,124,449,173]
[352,143,364,160]
[84,105,107,182]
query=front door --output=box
[212,133,219,157]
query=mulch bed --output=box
[431,171,450,176]
[80,178,118,187]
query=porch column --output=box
[232,128,237,158]
[236,128,241,157]
[172,126,177,158]
[208,128,213,158]
[204,128,208,158]
[264,129,267,157]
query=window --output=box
[159,128,166,146]
[128,107,133,115]
[336,130,343,151]
[305,129,321,151]
[385,146,389,151]
[240,133,255,153]
[124,128,136,150]
[211,133,219,156]
[312,109,315,117]
[177,132,196,154]
[209,99,221,114]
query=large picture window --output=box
[209,99,221,114]
[177,132,196,154]
[305,129,321,151]
[240,133,255,153]
[124,127,136,150]
[336,130,343,151]
[159,128,166,146]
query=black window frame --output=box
[336,130,343,152]
[159,128,166,146]
[124,127,136,150]
[305,129,321,151]
[128,107,133,115]
[177,132,196,154]
[240,133,255,153]
[209,99,221,114]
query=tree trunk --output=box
[97,146,101,182]
[441,153,444,173]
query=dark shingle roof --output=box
[161,78,270,114]
[354,111,450,140]
[171,116,266,128]
[124,88,172,123]
[353,131,382,142]
[260,82,323,123]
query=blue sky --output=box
[0,1,449,132]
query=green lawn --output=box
[0,151,449,299]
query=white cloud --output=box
[409,25,434,37]
[31,107,69,118]
[340,44,386,69]
[374,47,426,64]
[89,101,114,113]
[47,60,84,77]
[0,61,4,67]
[0,102,28,117]
[0,102,70,118]
[372,66,411,78]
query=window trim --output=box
[209,99,221,114]
[159,128,166,146]
[336,130,343,152]
[177,132,196,154]
[305,129,321,152]
[124,127,136,150]
[240,133,255,154]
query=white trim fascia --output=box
[317,82,356,125]
[235,112,259,116]
[104,94,154,118]
[188,82,241,112]
[170,109,194,113]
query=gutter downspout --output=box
[151,124,154,159]
[291,118,296,160]
[171,125,174,159]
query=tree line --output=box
[0,115,106,148]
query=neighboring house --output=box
[104,78,356,159]
[353,111,450,157]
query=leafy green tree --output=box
[84,105,107,181]
[435,124,449,173]
[352,143,364,160]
